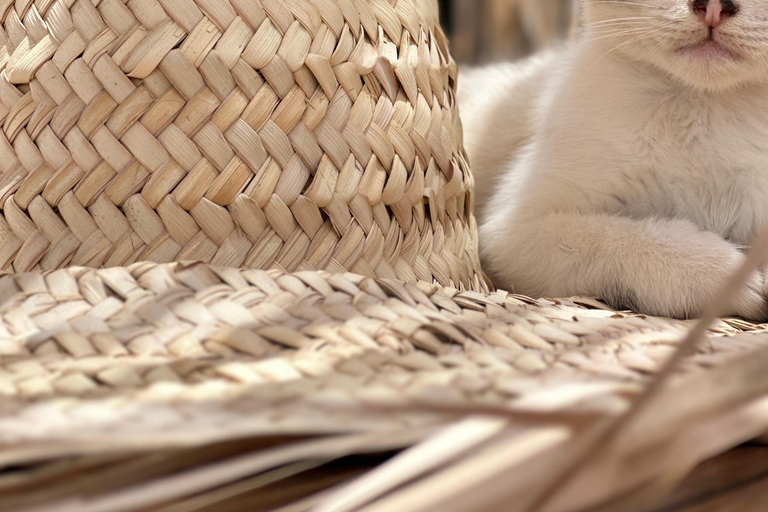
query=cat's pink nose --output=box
[692,0,738,29]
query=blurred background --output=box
[438,0,577,64]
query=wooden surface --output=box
[651,446,768,512]
[213,444,768,512]
[273,446,768,512]
[272,445,768,512]
[2,444,766,511]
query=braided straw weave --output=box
[0,0,486,292]
[3,263,768,511]
[2,0,768,511]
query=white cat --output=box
[459,0,768,320]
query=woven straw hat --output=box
[2,0,768,510]
[0,0,487,294]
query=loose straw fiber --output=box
[0,0,486,293]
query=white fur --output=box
[460,0,768,320]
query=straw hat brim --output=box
[2,262,768,511]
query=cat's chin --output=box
[677,40,740,62]
[653,51,763,92]
[661,41,768,91]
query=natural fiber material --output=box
[0,0,486,292]
[2,0,768,511]
[2,262,768,512]
[0,260,761,446]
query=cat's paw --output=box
[625,244,768,322]
[726,270,768,323]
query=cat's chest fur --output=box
[620,90,768,243]
[546,61,768,245]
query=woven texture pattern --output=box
[3,263,768,512]
[0,262,761,439]
[3,1,768,510]
[0,0,485,292]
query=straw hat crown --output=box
[0,0,486,293]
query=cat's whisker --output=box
[588,28,667,69]
[754,54,768,83]
[586,23,655,32]
[584,21,652,31]
[584,22,675,36]
[582,29,657,45]
[584,27,655,38]
[583,1,659,9]
[581,25,669,45]
[584,18,677,31]
[585,17,655,27]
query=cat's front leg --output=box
[480,212,767,321]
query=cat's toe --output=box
[729,272,768,323]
